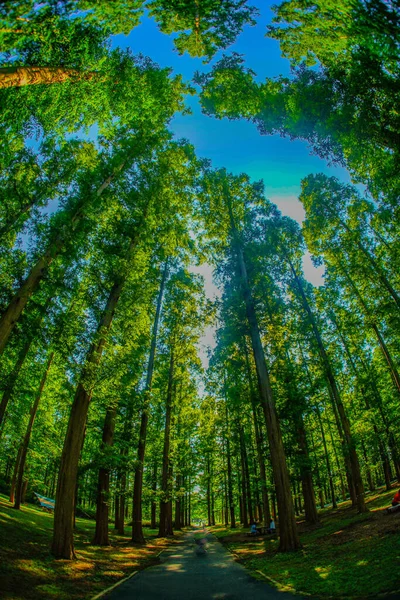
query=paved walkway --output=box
[104,530,301,600]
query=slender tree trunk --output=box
[93,406,117,545]
[158,351,174,538]
[207,455,212,527]
[0,66,96,88]
[0,166,124,356]
[243,345,270,526]
[14,353,54,509]
[339,267,400,398]
[225,407,236,528]
[151,460,158,529]
[230,231,300,549]
[315,406,337,508]
[289,261,367,513]
[0,338,33,429]
[52,279,125,559]
[297,417,319,523]
[9,445,23,504]
[132,262,168,543]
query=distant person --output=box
[250,522,258,535]
[392,489,400,506]
[268,518,276,533]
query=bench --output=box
[247,527,277,537]
[386,504,400,514]
[34,492,55,512]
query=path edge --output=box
[91,549,165,600]
[91,570,138,600]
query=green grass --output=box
[213,487,400,599]
[0,494,181,600]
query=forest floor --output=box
[212,485,400,599]
[0,493,182,600]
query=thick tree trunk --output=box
[289,262,367,513]
[0,168,124,357]
[0,66,95,88]
[14,353,54,509]
[52,280,124,559]
[132,262,168,543]
[93,406,117,545]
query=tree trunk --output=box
[0,337,33,428]
[14,353,54,509]
[52,280,125,559]
[93,406,117,545]
[0,166,125,357]
[0,66,96,88]
[243,346,271,526]
[132,262,168,543]
[297,417,319,523]
[151,460,158,529]
[9,445,23,504]
[158,350,174,537]
[289,261,367,513]
[315,406,337,508]
[230,230,300,549]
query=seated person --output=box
[268,518,276,533]
[250,522,258,535]
[392,489,400,506]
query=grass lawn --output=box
[211,486,400,599]
[0,493,182,600]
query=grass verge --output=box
[211,487,400,599]
[0,493,182,600]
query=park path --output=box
[103,529,302,600]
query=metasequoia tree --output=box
[198,169,300,551]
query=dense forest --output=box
[0,0,399,575]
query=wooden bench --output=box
[247,527,277,537]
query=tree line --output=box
[0,0,398,558]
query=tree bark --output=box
[243,344,271,526]
[93,406,117,545]
[158,350,174,537]
[0,337,33,429]
[289,261,367,513]
[0,66,96,88]
[9,445,23,504]
[132,262,168,543]
[14,353,54,509]
[0,167,125,357]
[297,417,319,524]
[52,278,125,559]
[151,460,158,529]
[227,202,300,550]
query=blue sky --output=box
[109,1,354,364]
[110,0,350,287]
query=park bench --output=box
[34,492,55,512]
[386,504,400,515]
[247,526,277,537]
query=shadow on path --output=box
[104,529,303,600]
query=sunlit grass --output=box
[213,487,400,599]
[0,493,182,600]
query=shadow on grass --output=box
[0,494,174,600]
